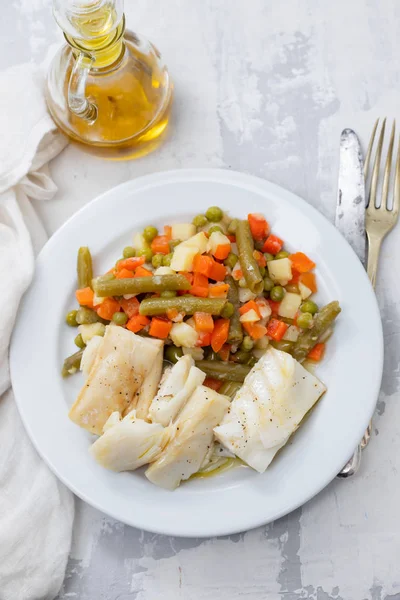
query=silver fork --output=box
[338,118,400,478]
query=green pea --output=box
[152,253,164,268]
[264,253,274,262]
[300,300,318,315]
[143,226,158,243]
[227,218,239,234]
[162,253,173,266]
[169,239,181,250]
[224,253,238,269]
[238,278,248,288]
[137,248,153,263]
[112,312,128,326]
[192,214,208,228]
[74,333,86,349]
[160,290,177,298]
[165,345,183,364]
[122,246,136,258]
[76,307,98,325]
[270,286,285,302]
[270,340,295,353]
[66,310,78,327]
[221,301,234,319]
[206,206,223,222]
[275,250,289,259]
[240,335,254,352]
[263,276,275,292]
[297,312,314,329]
[208,225,224,234]
[259,266,266,277]
[286,283,299,294]
[248,356,258,368]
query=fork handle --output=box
[366,231,382,290]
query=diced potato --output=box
[170,322,199,348]
[238,287,257,303]
[267,258,292,285]
[299,281,312,299]
[78,322,106,343]
[255,336,270,350]
[133,232,148,252]
[182,346,204,360]
[171,223,196,241]
[154,266,175,275]
[256,300,272,319]
[92,293,105,306]
[207,231,231,255]
[102,411,121,433]
[283,325,300,342]
[182,232,208,253]
[170,245,198,272]
[278,293,302,319]
[239,309,260,323]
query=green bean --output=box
[292,301,341,362]
[195,360,251,382]
[143,226,158,243]
[204,348,220,361]
[236,221,263,294]
[226,276,243,344]
[93,274,191,297]
[164,345,183,363]
[112,312,128,326]
[231,350,252,364]
[263,276,275,292]
[152,254,163,268]
[137,248,153,263]
[300,300,318,315]
[297,312,314,329]
[140,296,227,316]
[162,253,173,266]
[285,283,299,294]
[74,333,86,349]
[275,250,289,259]
[65,310,78,327]
[193,214,208,228]
[62,350,83,377]
[123,246,136,258]
[219,381,242,398]
[270,285,285,302]
[240,335,254,352]
[221,301,234,319]
[270,340,295,353]
[227,218,239,234]
[206,206,223,222]
[160,290,177,298]
[224,253,238,269]
[77,247,93,289]
[259,266,266,277]
[76,307,99,324]
[264,253,274,262]
[92,273,115,289]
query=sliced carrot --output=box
[209,283,230,298]
[243,322,267,340]
[203,377,223,392]
[209,260,227,282]
[75,287,94,308]
[151,235,170,255]
[126,314,150,333]
[307,342,325,362]
[179,271,194,285]
[115,256,146,272]
[96,297,120,320]
[193,312,214,333]
[289,252,315,273]
[193,254,213,277]
[239,300,261,319]
[213,244,231,260]
[164,225,172,240]
[253,249,267,268]
[115,268,135,279]
[190,272,209,298]
[196,332,212,347]
[211,318,230,353]
[266,318,288,341]
[134,266,153,278]
[248,214,270,241]
[300,272,317,293]
[262,234,283,255]
[218,343,231,362]
[119,297,140,318]
[166,308,179,320]
[268,299,281,315]
[149,317,172,339]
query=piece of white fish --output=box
[148,355,206,426]
[89,411,171,472]
[214,347,326,473]
[146,385,230,490]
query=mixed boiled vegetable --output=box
[63,208,341,384]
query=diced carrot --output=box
[75,287,94,308]
[190,272,209,298]
[268,299,281,314]
[218,343,231,362]
[213,244,231,260]
[96,297,120,320]
[253,250,267,268]
[239,300,262,319]
[307,342,325,362]
[266,318,288,341]
[232,268,243,281]
[126,314,150,333]
[211,318,230,352]
[248,214,270,241]
[243,322,268,340]
[193,312,214,333]
[300,272,317,293]
[289,252,315,273]
[116,256,146,272]
[209,260,227,282]
[196,332,212,347]
[149,317,172,339]
[164,225,172,240]
[115,268,134,279]
[288,271,300,285]
[262,234,284,255]
[227,235,236,243]
[179,271,194,285]
[151,235,170,255]
[193,254,213,277]
[203,377,223,392]
[134,266,153,278]
[209,283,230,298]
[119,297,140,318]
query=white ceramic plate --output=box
[10,169,383,537]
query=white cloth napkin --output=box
[0,63,74,600]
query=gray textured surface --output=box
[3,1,400,598]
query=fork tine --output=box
[369,118,386,208]
[364,118,379,178]
[382,120,395,209]
[394,135,400,215]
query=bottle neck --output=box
[65,13,125,68]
